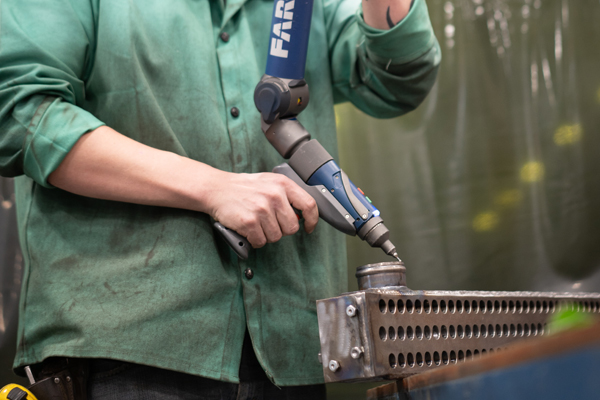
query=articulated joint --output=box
[254,75,310,124]
[263,119,311,159]
[288,139,333,182]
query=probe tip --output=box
[381,240,401,263]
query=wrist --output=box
[171,156,231,217]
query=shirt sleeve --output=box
[0,0,104,188]
[324,0,441,117]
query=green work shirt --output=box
[0,0,440,385]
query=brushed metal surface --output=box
[317,288,600,383]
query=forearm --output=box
[362,0,412,30]
[48,125,318,247]
[329,0,440,117]
[48,126,219,214]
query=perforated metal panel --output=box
[317,289,600,383]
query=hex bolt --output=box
[346,305,357,317]
[328,360,340,372]
[351,347,364,359]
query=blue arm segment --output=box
[307,160,380,231]
[265,0,314,80]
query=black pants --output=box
[87,332,326,400]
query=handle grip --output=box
[213,222,251,260]
[213,210,301,260]
[272,163,357,235]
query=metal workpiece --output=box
[317,263,600,383]
[317,292,376,382]
[318,288,600,383]
[356,262,407,290]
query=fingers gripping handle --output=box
[272,163,356,235]
[214,211,301,260]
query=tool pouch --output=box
[28,359,88,400]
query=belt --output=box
[27,358,88,400]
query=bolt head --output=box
[346,305,357,317]
[321,188,327,193]
[328,360,340,372]
[344,214,350,219]
[351,347,364,359]
[362,214,367,219]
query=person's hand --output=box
[207,171,319,248]
[47,126,317,248]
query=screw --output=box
[351,347,364,359]
[54,378,60,384]
[346,305,357,317]
[321,188,327,193]
[344,214,350,219]
[66,376,71,382]
[362,214,367,219]
[328,360,340,372]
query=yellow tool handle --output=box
[0,384,38,400]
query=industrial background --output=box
[2,0,600,398]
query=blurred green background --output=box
[330,0,600,396]
[2,0,600,398]
[339,0,600,294]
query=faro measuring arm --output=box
[215,0,400,262]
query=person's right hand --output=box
[207,171,319,248]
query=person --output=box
[0,0,440,398]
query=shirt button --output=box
[220,32,230,42]
[244,268,254,280]
[230,107,240,118]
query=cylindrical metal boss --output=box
[355,261,407,290]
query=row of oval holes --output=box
[379,322,546,341]
[379,298,600,316]
[389,348,503,369]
